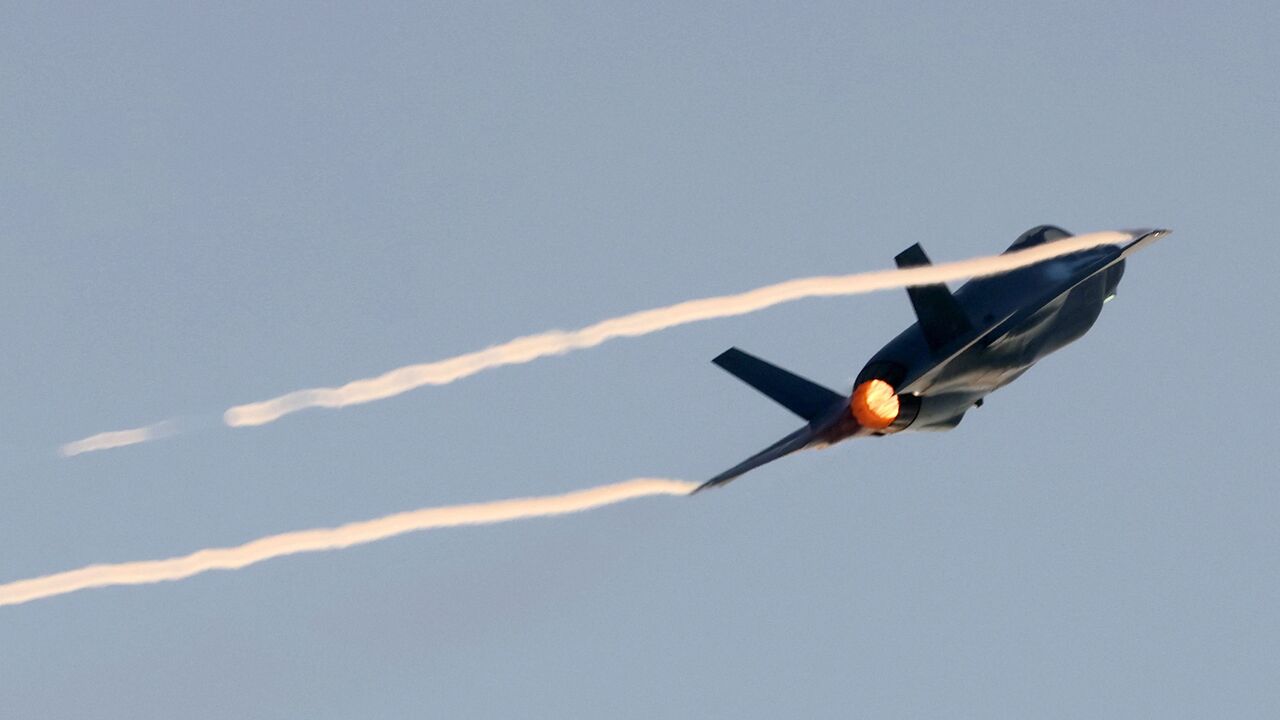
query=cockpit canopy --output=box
[1006,225,1071,253]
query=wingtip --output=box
[689,479,717,495]
[711,347,741,366]
[1121,227,1172,241]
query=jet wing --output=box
[899,229,1170,395]
[693,424,818,493]
[1117,228,1171,258]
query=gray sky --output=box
[2,1,1277,717]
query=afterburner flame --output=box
[851,379,899,429]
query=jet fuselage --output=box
[695,225,1168,492]
[854,241,1126,433]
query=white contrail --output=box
[223,231,1133,427]
[0,477,695,608]
[59,420,178,457]
[61,230,1133,452]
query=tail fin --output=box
[713,348,844,422]
[894,243,974,354]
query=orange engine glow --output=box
[851,379,900,429]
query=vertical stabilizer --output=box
[894,243,974,354]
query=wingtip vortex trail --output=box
[59,420,180,457]
[68,230,1134,450]
[220,231,1132,428]
[0,477,696,608]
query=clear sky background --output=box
[2,1,1277,717]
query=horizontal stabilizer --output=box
[894,243,974,354]
[713,348,844,423]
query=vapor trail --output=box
[0,477,694,608]
[59,420,178,457]
[224,231,1132,427]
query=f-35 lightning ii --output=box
[696,225,1169,492]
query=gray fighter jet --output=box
[696,225,1169,492]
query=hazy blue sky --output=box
[2,1,1277,717]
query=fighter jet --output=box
[695,225,1169,492]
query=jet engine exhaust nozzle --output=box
[851,379,900,429]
